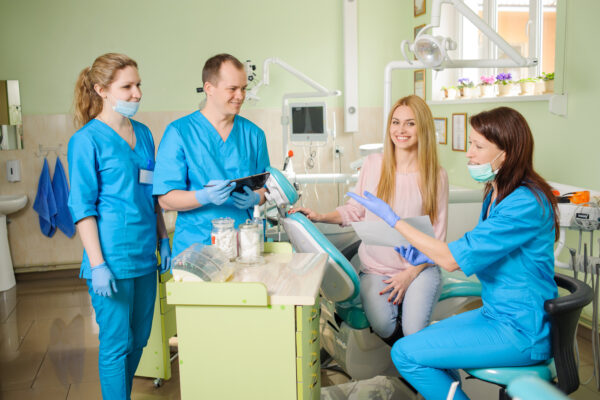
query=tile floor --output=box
[1,270,599,400]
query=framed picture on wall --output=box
[452,113,467,151]
[414,24,426,39]
[415,0,426,17]
[413,24,426,60]
[434,117,447,144]
[414,69,426,100]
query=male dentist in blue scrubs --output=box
[153,54,270,256]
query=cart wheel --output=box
[153,378,163,388]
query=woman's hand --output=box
[289,207,322,222]
[380,268,421,305]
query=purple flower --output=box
[495,72,513,82]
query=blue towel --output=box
[52,157,75,238]
[33,158,57,237]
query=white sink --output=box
[0,195,27,216]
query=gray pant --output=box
[359,266,442,339]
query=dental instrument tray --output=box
[229,171,270,194]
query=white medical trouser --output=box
[359,266,442,339]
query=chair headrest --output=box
[265,166,298,207]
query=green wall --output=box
[1,0,597,191]
[0,0,412,115]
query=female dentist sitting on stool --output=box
[291,95,448,344]
[68,53,171,400]
[348,106,559,400]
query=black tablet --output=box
[230,172,270,194]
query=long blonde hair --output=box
[376,95,440,223]
[73,53,138,128]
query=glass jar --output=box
[211,217,237,260]
[238,220,261,264]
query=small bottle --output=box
[238,220,261,264]
[211,217,237,260]
[253,205,265,252]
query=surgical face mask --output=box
[467,151,504,183]
[106,94,140,118]
[112,99,140,118]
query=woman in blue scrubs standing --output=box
[348,107,559,400]
[68,53,171,399]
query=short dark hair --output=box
[202,54,244,85]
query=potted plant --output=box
[440,86,448,99]
[479,75,495,97]
[458,78,477,99]
[542,72,555,93]
[496,72,514,96]
[518,77,537,96]
[447,86,459,100]
[534,76,546,95]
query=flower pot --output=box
[498,83,514,96]
[447,88,459,100]
[544,80,554,93]
[520,82,535,96]
[480,85,495,98]
[534,81,546,95]
[462,87,478,99]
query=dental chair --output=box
[264,166,482,381]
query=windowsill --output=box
[428,94,553,105]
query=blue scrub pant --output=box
[88,271,156,400]
[391,309,538,400]
[360,266,442,339]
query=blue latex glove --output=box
[91,262,118,297]
[346,191,401,227]
[231,186,260,210]
[195,180,235,206]
[395,245,434,266]
[158,238,171,274]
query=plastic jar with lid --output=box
[211,217,237,260]
[238,220,261,264]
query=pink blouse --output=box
[336,153,448,276]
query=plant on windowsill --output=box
[458,78,478,99]
[518,77,538,96]
[479,75,495,98]
[496,73,514,96]
[441,86,459,100]
[541,72,555,93]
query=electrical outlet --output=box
[335,145,344,157]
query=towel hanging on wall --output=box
[33,158,57,237]
[52,157,75,237]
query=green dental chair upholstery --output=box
[463,273,594,400]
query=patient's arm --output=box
[288,207,343,224]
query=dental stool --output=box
[265,166,485,382]
[463,273,594,400]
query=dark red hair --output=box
[470,107,559,241]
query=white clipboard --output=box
[351,216,434,247]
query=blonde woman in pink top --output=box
[290,95,448,345]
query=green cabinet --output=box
[166,253,326,399]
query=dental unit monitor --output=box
[290,102,327,142]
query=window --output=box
[431,0,557,100]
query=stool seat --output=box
[464,359,556,386]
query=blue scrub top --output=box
[152,111,270,256]
[448,186,557,360]
[68,119,158,280]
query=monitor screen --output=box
[289,103,327,142]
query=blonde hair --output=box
[376,95,440,223]
[73,53,138,128]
